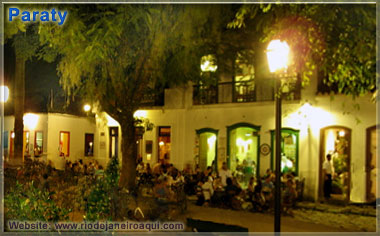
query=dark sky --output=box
[4,43,83,116]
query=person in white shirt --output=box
[219,162,232,187]
[322,154,333,200]
[202,176,214,205]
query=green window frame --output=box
[270,128,300,175]
[227,122,261,178]
[196,128,219,171]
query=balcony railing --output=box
[193,78,300,105]
[140,92,164,106]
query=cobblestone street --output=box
[185,201,377,232]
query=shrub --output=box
[85,156,120,221]
[4,181,70,226]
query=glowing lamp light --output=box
[159,141,165,146]
[266,40,290,73]
[23,113,39,130]
[200,55,218,72]
[134,110,147,119]
[339,130,345,137]
[11,132,15,138]
[83,104,91,112]
[1,85,9,103]
[236,138,244,146]
[207,135,216,146]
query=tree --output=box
[229,4,376,98]
[39,5,221,189]
[4,5,57,164]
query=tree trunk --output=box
[118,114,137,190]
[13,55,25,166]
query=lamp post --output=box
[266,40,290,233]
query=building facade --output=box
[93,73,377,203]
[3,70,377,204]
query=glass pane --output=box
[35,131,43,156]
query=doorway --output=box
[109,127,119,158]
[158,126,171,162]
[196,128,218,171]
[227,123,260,188]
[366,125,378,203]
[319,126,351,202]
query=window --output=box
[234,50,255,102]
[85,133,94,156]
[34,131,43,156]
[227,123,261,186]
[59,131,70,157]
[193,55,218,105]
[158,126,171,161]
[196,128,218,171]
[270,128,299,175]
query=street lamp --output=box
[266,39,290,233]
[1,85,9,103]
[83,104,91,112]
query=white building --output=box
[3,113,96,169]
[3,66,377,204]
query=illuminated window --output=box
[59,131,70,157]
[227,123,261,188]
[270,128,299,175]
[85,133,94,156]
[34,131,43,156]
[158,127,171,161]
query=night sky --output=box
[4,43,84,116]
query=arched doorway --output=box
[366,125,378,203]
[196,128,218,171]
[319,126,351,203]
[227,123,260,187]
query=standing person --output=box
[219,162,232,187]
[322,154,333,201]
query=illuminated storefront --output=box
[227,123,260,185]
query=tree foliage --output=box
[229,4,376,98]
[39,5,223,188]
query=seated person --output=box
[196,179,205,206]
[153,177,172,201]
[202,176,214,206]
[283,179,297,216]
[224,177,240,208]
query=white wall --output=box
[46,113,96,166]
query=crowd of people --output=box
[11,156,302,216]
[136,159,303,215]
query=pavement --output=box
[296,201,376,217]
[185,204,345,232]
[184,202,378,233]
